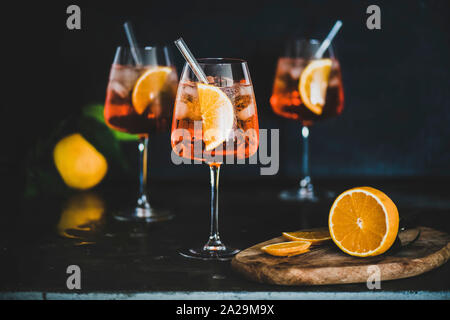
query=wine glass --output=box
[104,46,178,221]
[270,39,344,201]
[171,58,259,260]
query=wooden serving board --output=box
[231,227,450,286]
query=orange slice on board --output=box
[282,228,331,244]
[261,241,311,257]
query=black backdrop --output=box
[4,0,450,189]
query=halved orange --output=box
[132,66,173,114]
[197,83,234,151]
[299,58,332,115]
[261,241,311,257]
[329,187,399,257]
[282,228,331,244]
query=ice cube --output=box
[222,85,240,100]
[290,66,303,79]
[239,86,253,96]
[174,100,189,119]
[234,93,252,110]
[277,58,294,73]
[109,81,129,99]
[111,67,140,87]
[220,77,234,87]
[237,102,255,120]
[207,76,234,87]
[108,67,141,100]
[182,84,198,98]
[175,88,202,120]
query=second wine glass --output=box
[104,45,178,221]
[270,39,344,201]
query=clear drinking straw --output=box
[123,21,143,66]
[314,20,343,59]
[174,37,209,84]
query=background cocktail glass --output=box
[104,46,178,221]
[171,58,259,260]
[270,39,344,201]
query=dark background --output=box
[4,0,450,194]
[1,0,450,298]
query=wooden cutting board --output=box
[231,226,450,286]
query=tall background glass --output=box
[104,46,178,221]
[270,39,344,201]
[171,58,259,260]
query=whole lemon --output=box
[53,133,108,189]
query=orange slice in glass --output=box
[132,66,173,114]
[329,187,399,257]
[298,58,332,115]
[282,228,331,244]
[197,83,234,151]
[261,241,311,257]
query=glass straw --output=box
[314,20,343,59]
[174,38,209,84]
[123,21,143,66]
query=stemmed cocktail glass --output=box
[104,45,178,221]
[270,38,344,201]
[171,40,259,260]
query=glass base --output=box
[279,188,336,202]
[279,188,318,202]
[113,193,174,222]
[113,207,174,223]
[279,176,336,202]
[179,247,240,261]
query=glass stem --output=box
[300,126,313,195]
[301,126,310,180]
[137,136,150,209]
[204,163,225,251]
